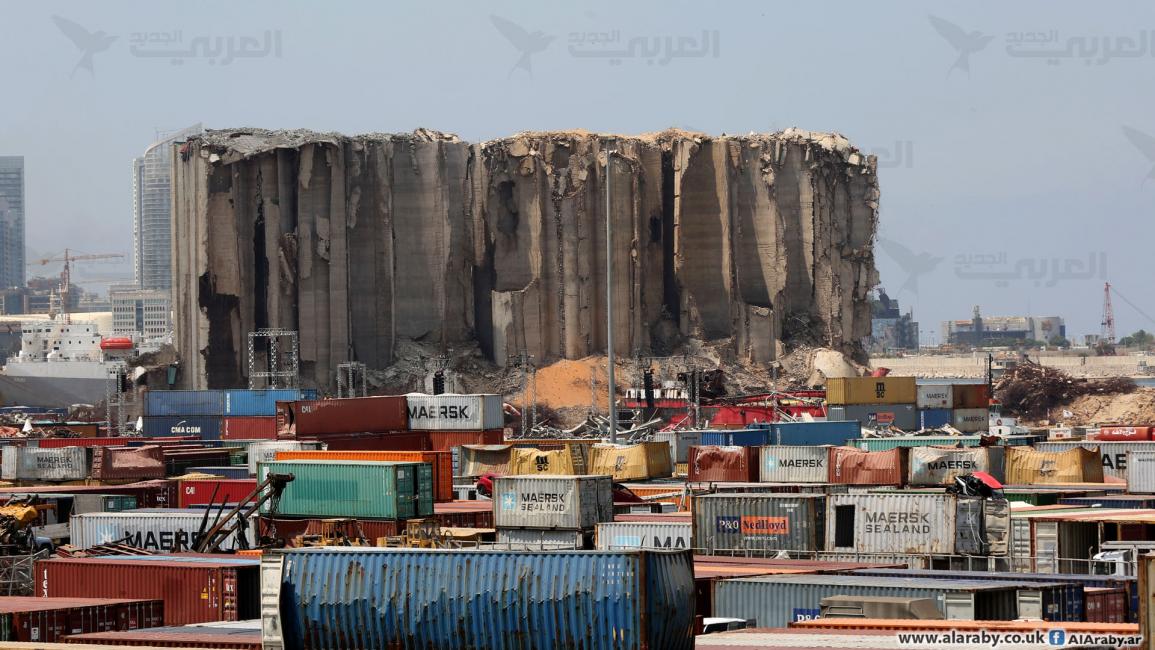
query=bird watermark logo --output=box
[878,238,943,296]
[928,15,993,77]
[1122,125,1155,187]
[52,15,117,77]
[490,15,554,78]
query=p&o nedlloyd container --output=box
[492,475,613,530]
[758,445,828,483]
[693,494,825,555]
[825,493,958,555]
[260,548,695,650]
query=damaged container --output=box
[69,510,256,552]
[90,446,165,481]
[825,493,958,555]
[458,444,513,477]
[0,446,87,482]
[506,447,581,476]
[275,396,408,436]
[758,445,828,483]
[693,494,825,555]
[688,446,759,482]
[827,447,906,486]
[261,548,694,650]
[257,460,434,519]
[274,449,454,502]
[588,442,673,480]
[908,447,991,486]
[492,475,613,530]
[0,597,165,643]
[1035,440,1153,480]
[404,394,504,430]
[595,522,692,550]
[1005,446,1105,484]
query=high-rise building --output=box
[0,156,25,290]
[133,124,202,291]
[110,285,171,340]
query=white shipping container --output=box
[1034,441,1154,480]
[1127,450,1155,493]
[758,446,828,483]
[494,528,588,549]
[652,430,702,464]
[69,510,255,551]
[405,394,504,431]
[0,446,87,481]
[916,384,953,409]
[908,447,990,486]
[594,522,692,550]
[246,440,326,475]
[826,493,958,555]
[493,475,614,530]
[952,408,988,433]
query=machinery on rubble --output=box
[192,472,295,552]
[0,499,54,554]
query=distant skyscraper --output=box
[0,156,25,290]
[133,124,202,291]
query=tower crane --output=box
[26,249,126,322]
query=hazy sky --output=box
[3,1,1154,341]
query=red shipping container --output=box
[952,383,991,409]
[255,516,401,546]
[1093,426,1152,442]
[178,479,258,507]
[828,446,906,486]
[221,416,278,440]
[687,446,759,482]
[275,450,454,502]
[276,396,408,436]
[0,480,178,508]
[1084,587,1128,623]
[36,558,259,625]
[298,431,430,451]
[0,596,164,643]
[91,446,166,481]
[426,429,504,451]
[64,627,261,649]
[37,437,133,448]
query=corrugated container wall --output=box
[276,396,408,436]
[224,389,315,416]
[426,429,504,451]
[141,416,222,440]
[0,597,165,643]
[595,522,692,550]
[1,446,87,481]
[693,494,825,555]
[258,460,433,519]
[1005,446,1105,483]
[919,408,953,429]
[916,384,953,409]
[953,383,991,409]
[1127,450,1155,493]
[827,404,917,431]
[1035,441,1154,479]
[506,447,584,476]
[908,447,991,486]
[492,475,614,530]
[827,447,906,486]
[952,408,988,433]
[698,430,770,447]
[688,446,759,482]
[770,421,861,446]
[91,446,165,481]
[262,549,695,650]
[69,511,256,552]
[275,450,454,502]
[458,444,512,477]
[178,479,258,507]
[589,442,673,480]
[144,390,226,416]
[246,440,326,476]
[221,417,278,440]
[404,394,504,430]
[826,493,958,555]
[758,446,828,483]
[653,430,702,464]
[825,376,917,405]
[493,528,588,549]
[186,465,251,479]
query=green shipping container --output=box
[258,460,434,519]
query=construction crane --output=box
[25,249,126,322]
[1097,282,1117,356]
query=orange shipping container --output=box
[827,446,905,485]
[688,446,759,482]
[275,449,454,502]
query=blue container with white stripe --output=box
[918,408,953,429]
[223,389,318,416]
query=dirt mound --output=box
[1049,388,1155,425]
[994,361,1136,420]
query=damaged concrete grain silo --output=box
[171,127,878,389]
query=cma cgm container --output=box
[0,596,165,643]
[769,421,861,446]
[245,441,326,475]
[404,394,504,430]
[275,450,454,502]
[69,510,256,552]
[826,493,958,555]
[693,494,825,555]
[261,549,694,650]
[36,557,260,625]
[0,446,87,481]
[224,389,315,417]
[493,475,613,530]
[916,384,953,409]
[825,376,917,406]
[758,446,828,483]
[178,479,258,507]
[142,416,222,440]
[275,396,408,436]
[595,522,692,550]
[144,390,226,417]
[827,405,917,431]
[259,460,433,519]
[688,446,759,482]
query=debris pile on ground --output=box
[994,361,1137,420]
[1050,388,1155,425]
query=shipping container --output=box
[261,548,694,650]
[186,466,251,480]
[258,460,433,519]
[458,444,512,477]
[0,596,164,643]
[687,446,759,482]
[223,389,315,417]
[494,528,588,549]
[827,404,917,431]
[952,408,988,433]
[142,416,222,440]
[64,624,262,650]
[255,516,401,546]
[0,446,87,481]
[144,390,226,417]
[404,393,504,430]
[492,475,613,530]
[275,450,454,502]
[1036,441,1155,480]
[1127,450,1155,493]
[90,446,165,481]
[426,429,504,451]
[295,431,430,451]
[595,522,691,550]
[769,421,861,446]
[908,447,990,486]
[1057,495,1155,509]
[220,417,278,440]
[164,448,233,476]
[276,396,408,436]
[73,494,139,514]
[758,446,828,483]
[1084,587,1128,623]
[699,429,771,447]
[506,446,582,476]
[589,442,673,480]
[825,376,917,406]
[69,510,256,552]
[1006,446,1105,483]
[36,437,133,448]
[916,384,953,409]
[826,493,958,555]
[0,481,178,509]
[1093,426,1152,442]
[245,441,325,476]
[653,430,703,464]
[693,494,825,555]
[918,408,953,429]
[953,383,991,409]
[712,574,1021,627]
[37,557,259,625]
[178,479,258,508]
[827,447,905,486]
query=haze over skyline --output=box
[3,1,1153,340]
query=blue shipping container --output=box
[919,408,953,429]
[699,430,771,447]
[185,466,250,480]
[770,420,861,446]
[144,390,227,417]
[266,549,695,650]
[1058,496,1155,509]
[141,416,223,440]
[223,389,318,417]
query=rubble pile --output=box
[994,361,1137,419]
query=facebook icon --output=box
[1047,629,1066,646]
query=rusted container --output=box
[90,446,165,481]
[589,442,674,480]
[64,625,262,649]
[908,446,990,486]
[1005,446,1104,484]
[255,516,401,546]
[687,446,758,482]
[825,376,917,406]
[1094,426,1152,442]
[275,449,454,502]
[426,429,504,451]
[36,557,260,625]
[826,492,958,555]
[433,500,495,528]
[220,417,278,440]
[0,480,178,508]
[0,596,164,643]
[296,431,430,451]
[36,437,130,448]
[953,383,991,409]
[1084,586,1128,623]
[1,446,88,482]
[827,446,906,485]
[275,396,408,436]
[458,444,513,477]
[177,479,258,507]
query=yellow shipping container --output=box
[825,376,917,406]
[1005,446,1104,484]
[507,447,578,475]
[589,442,673,481]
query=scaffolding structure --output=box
[104,361,132,436]
[247,329,300,389]
[336,362,368,398]
[0,551,47,596]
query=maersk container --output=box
[223,389,315,417]
[916,384,953,409]
[0,446,87,481]
[404,393,504,431]
[258,460,433,519]
[141,416,222,440]
[494,528,589,549]
[693,494,825,555]
[492,475,613,530]
[699,429,771,447]
[952,408,988,433]
[908,447,990,486]
[918,408,953,429]
[69,510,255,552]
[827,404,917,431]
[144,390,226,417]
[595,522,692,550]
[758,446,828,483]
[652,430,703,464]
[769,421,861,446]
[246,441,326,476]
[261,548,695,650]
[825,493,958,555]
[1035,441,1155,479]
[712,574,1021,627]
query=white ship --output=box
[0,318,133,407]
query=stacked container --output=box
[692,494,826,555]
[144,389,315,441]
[687,446,759,482]
[492,475,613,549]
[274,449,454,502]
[257,460,434,520]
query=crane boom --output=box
[23,249,126,323]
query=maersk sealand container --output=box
[261,548,695,650]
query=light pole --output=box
[606,148,617,443]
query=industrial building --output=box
[943,307,1065,347]
[132,125,202,292]
[866,288,918,353]
[0,156,25,290]
[110,285,172,340]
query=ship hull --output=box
[0,374,106,407]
